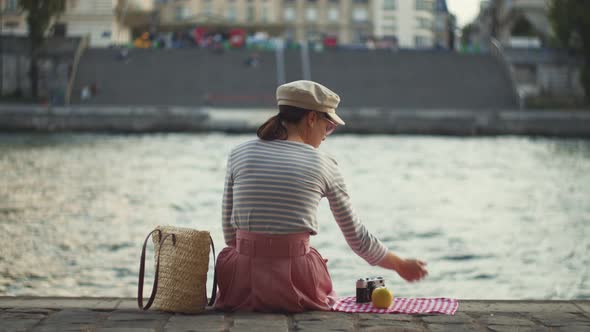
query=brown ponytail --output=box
[257,105,311,141]
[257,115,287,140]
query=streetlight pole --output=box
[117,0,130,46]
[275,38,285,85]
[301,40,311,80]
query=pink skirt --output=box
[214,230,336,312]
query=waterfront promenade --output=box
[0,297,589,331]
[1,105,590,137]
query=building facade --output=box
[0,0,449,47]
[473,0,549,48]
[156,0,373,45]
[0,0,154,47]
[373,0,435,48]
[471,0,584,100]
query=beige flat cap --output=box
[276,80,345,125]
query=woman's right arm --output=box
[325,157,428,282]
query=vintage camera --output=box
[356,276,385,303]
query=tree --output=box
[460,23,476,47]
[19,0,65,100]
[549,0,590,100]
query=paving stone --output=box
[42,309,102,323]
[107,310,172,321]
[420,312,473,324]
[487,325,549,332]
[295,319,354,331]
[0,319,42,332]
[0,312,46,320]
[117,298,142,310]
[530,312,590,327]
[101,320,161,329]
[573,302,590,313]
[459,301,580,313]
[0,297,120,310]
[473,313,535,326]
[358,313,415,322]
[164,313,227,332]
[426,323,486,332]
[231,312,289,331]
[32,324,96,332]
[553,325,590,332]
[4,308,56,315]
[359,320,424,331]
[97,328,157,332]
[294,311,355,331]
[293,311,352,321]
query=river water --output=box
[0,133,589,300]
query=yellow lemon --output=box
[371,287,393,309]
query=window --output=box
[284,7,295,21]
[383,0,396,10]
[382,21,397,29]
[352,7,368,22]
[226,5,236,21]
[246,3,255,22]
[260,0,271,22]
[435,17,445,31]
[5,0,18,11]
[261,5,269,22]
[417,17,432,29]
[175,6,191,20]
[306,7,318,21]
[53,23,67,37]
[415,35,431,47]
[306,29,319,41]
[202,0,213,15]
[328,7,339,22]
[415,0,432,11]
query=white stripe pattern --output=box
[222,139,388,265]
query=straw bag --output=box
[137,226,217,314]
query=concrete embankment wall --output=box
[1,105,589,138]
[72,49,518,110]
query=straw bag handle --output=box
[208,234,217,307]
[137,230,218,310]
[138,229,176,310]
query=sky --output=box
[446,0,481,28]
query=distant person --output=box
[80,86,91,101]
[117,48,129,61]
[244,53,260,67]
[214,80,428,312]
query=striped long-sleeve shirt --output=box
[222,139,388,265]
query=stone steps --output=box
[71,48,519,110]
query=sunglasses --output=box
[317,112,337,136]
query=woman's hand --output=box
[395,259,428,282]
[377,251,428,282]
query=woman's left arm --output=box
[222,156,235,246]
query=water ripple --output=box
[1,133,589,299]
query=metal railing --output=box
[65,34,89,105]
[490,37,524,109]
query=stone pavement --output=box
[0,297,589,332]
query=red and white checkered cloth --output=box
[332,296,458,315]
